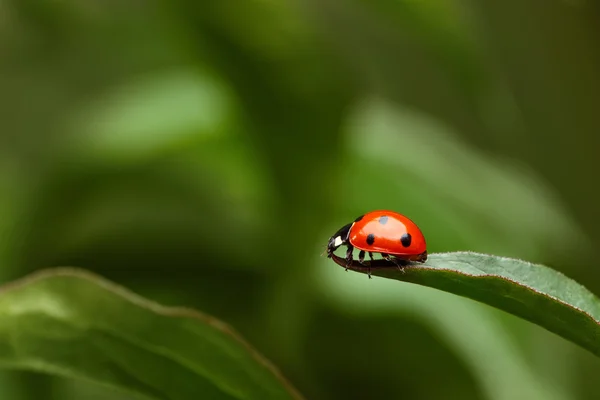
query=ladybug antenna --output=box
[319,244,328,257]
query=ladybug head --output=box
[326,222,352,258]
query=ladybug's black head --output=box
[327,222,352,258]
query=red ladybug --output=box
[327,210,427,276]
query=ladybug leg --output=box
[344,245,354,271]
[393,258,408,274]
[368,252,375,278]
[358,250,366,265]
[382,253,406,273]
[358,250,372,279]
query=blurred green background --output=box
[2,0,600,399]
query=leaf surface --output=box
[0,268,302,400]
[332,251,600,357]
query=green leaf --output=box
[332,251,600,358]
[0,268,302,400]
[314,257,571,400]
[69,68,235,165]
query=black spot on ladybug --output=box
[400,233,412,247]
[378,215,389,225]
[366,234,375,245]
[354,215,364,222]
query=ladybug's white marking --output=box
[333,236,343,247]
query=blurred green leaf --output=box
[0,268,302,400]
[333,251,600,359]
[69,67,235,164]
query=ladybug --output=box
[327,210,427,277]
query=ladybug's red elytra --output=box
[327,210,427,278]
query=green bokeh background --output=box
[2,0,600,399]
